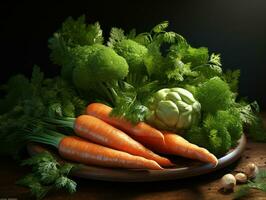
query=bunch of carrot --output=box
[37,103,218,170]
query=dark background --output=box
[1,0,266,109]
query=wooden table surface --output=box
[1,115,266,200]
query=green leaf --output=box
[152,21,169,33]
[133,33,151,46]
[65,178,77,194]
[48,33,71,67]
[233,185,251,199]
[86,21,104,45]
[21,152,55,166]
[60,15,103,46]
[18,152,77,199]
[196,77,233,113]
[55,176,68,188]
[55,175,77,194]
[37,161,60,184]
[209,53,222,66]
[60,163,75,175]
[238,102,266,142]
[182,46,209,68]
[17,174,51,200]
[222,69,240,93]
[108,27,126,48]
[254,169,266,182]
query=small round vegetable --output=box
[147,87,201,131]
[246,163,259,179]
[235,173,247,184]
[220,174,236,191]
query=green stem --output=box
[27,130,65,148]
[105,82,119,106]
[98,82,115,105]
[44,117,75,129]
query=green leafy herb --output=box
[186,108,243,156]
[222,69,240,93]
[0,66,86,156]
[151,21,169,33]
[17,152,77,200]
[107,27,126,48]
[236,101,266,142]
[196,77,233,113]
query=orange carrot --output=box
[59,136,163,170]
[27,131,163,170]
[148,131,218,166]
[86,103,165,146]
[74,115,173,167]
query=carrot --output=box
[86,103,165,146]
[148,131,218,166]
[73,115,173,167]
[59,136,163,170]
[28,131,162,170]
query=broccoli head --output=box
[72,44,129,90]
[113,39,148,75]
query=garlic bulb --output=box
[247,163,259,179]
[235,173,247,183]
[220,174,236,191]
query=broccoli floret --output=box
[196,77,233,113]
[113,39,148,75]
[72,44,128,91]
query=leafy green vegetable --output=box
[107,27,126,48]
[146,87,201,131]
[110,80,160,123]
[144,31,192,82]
[48,15,104,81]
[113,39,148,84]
[17,152,77,200]
[151,21,169,33]
[186,109,243,156]
[196,77,233,113]
[238,102,266,142]
[72,44,129,91]
[222,69,240,93]
[0,66,86,156]
[203,114,232,156]
[56,15,103,47]
[182,46,209,67]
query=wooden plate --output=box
[27,134,246,182]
